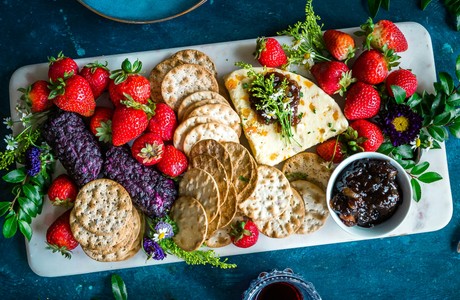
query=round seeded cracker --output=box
[179,168,220,222]
[177,90,228,120]
[171,49,217,77]
[149,56,184,103]
[239,165,291,221]
[182,123,239,156]
[170,196,208,252]
[161,63,219,112]
[185,103,242,137]
[189,139,233,183]
[74,179,133,235]
[180,98,231,122]
[290,180,329,234]
[282,152,332,191]
[253,187,305,238]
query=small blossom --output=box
[143,237,166,260]
[410,137,421,150]
[153,221,174,242]
[3,117,13,130]
[382,104,423,147]
[4,135,18,151]
[25,146,41,176]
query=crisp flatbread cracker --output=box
[282,152,332,191]
[177,90,228,121]
[149,56,184,103]
[185,103,241,137]
[171,49,217,77]
[189,139,233,183]
[182,122,239,156]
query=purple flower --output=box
[25,146,41,176]
[153,221,174,241]
[143,237,166,260]
[382,104,423,147]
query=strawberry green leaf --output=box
[411,161,430,175]
[111,274,128,300]
[421,0,432,10]
[418,171,443,183]
[2,168,26,183]
[411,178,422,202]
[3,213,18,238]
[18,219,32,241]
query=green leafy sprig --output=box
[111,274,128,300]
[277,0,329,69]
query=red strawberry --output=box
[358,18,408,52]
[111,106,149,146]
[79,61,110,99]
[49,75,96,117]
[147,103,177,141]
[156,145,188,177]
[46,210,79,259]
[89,107,113,143]
[323,29,356,61]
[316,138,346,163]
[350,119,384,152]
[48,52,79,82]
[310,61,354,96]
[254,37,287,68]
[344,82,381,120]
[47,174,78,207]
[109,59,150,107]
[131,133,165,166]
[230,219,259,248]
[385,68,418,98]
[18,80,53,113]
[352,50,390,85]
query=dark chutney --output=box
[330,158,402,227]
[248,71,301,126]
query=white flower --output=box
[152,227,169,242]
[410,137,421,150]
[3,117,13,130]
[4,135,18,151]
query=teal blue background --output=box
[0,0,458,299]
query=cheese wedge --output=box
[224,67,348,166]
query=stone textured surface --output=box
[0,0,458,299]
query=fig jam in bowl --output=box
[326,152,412,237]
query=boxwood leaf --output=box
[3,214,18,238]
[2,168,26,183]
[411,178,421,202]
[411,161,430,175]
[18,207,32,223]
[449,121,460,138]
[438,72,454,94]
[111,274,128,300]
[447,91,460,106]
[22,184,40,204]
[395,144,414,159]
[421,0,432,10]
[433,110,453,126]
[418,171,443,183]
[407,93,423,108]
[456,54,460,80]
[391,85,407,104]
[18,220,32,241]
[18,196,38,218]
[0,202,11,217]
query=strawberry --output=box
[310,61,355,96]
[357,18,408,52]
[385,68,418,98]
[147,103,177,141]
[156,144,188,177]
[109,58,150,107]
[47,174,78,207]
[89,107,113,143]
[344,82,381,120]
[18,80,53,113]
[79,61,111,99]
[111,106,149,146]
[131,133,165,166]
[351,49,390,85]
[254,37,287,68]
[46,209,79,259]
[230,219,259,248]
[350,119,384,152]
[48,74,96,117]
[48,52,79,82]
[323,29,356,61]
[316,138,346,163]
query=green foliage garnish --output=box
[111,274,128,300]
[236,62,299,145]
[277,0,329,69]
[158,238,237,269]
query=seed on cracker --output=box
[73,179,132,236]
[182,123,239,156]
[170,196,208,252]
[161,63,219,111]
[171,49,217,77]
[177,90,228,121]
[179,167,220,222]
[189,139,233,183]
[253,187,305,238]
[239,165,291,221]
[282,152,332,191]
[290,180,329,234]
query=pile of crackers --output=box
[149,49,241,155]
[70,179,144,262]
